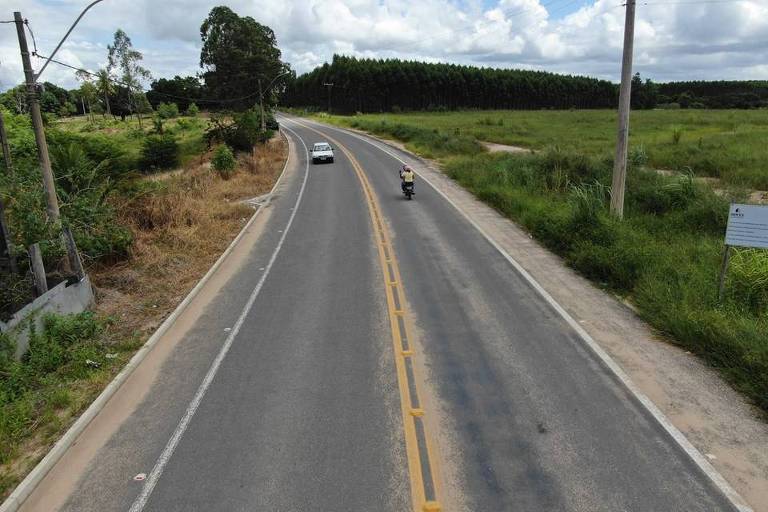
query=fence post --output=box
[62,226,85,279]
[0,198,17,273]
[717,245,731,302]
[29,243,48,296]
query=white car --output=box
[310,142,334,164]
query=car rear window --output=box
[314,144,331,151]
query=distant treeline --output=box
[282,55,618,112]
[657,81,768,109]
[282,55,768,113]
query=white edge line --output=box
[295,117,754,512]
[0,132,295,512]
[127,125,309,511]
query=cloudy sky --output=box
[1,0,766,91]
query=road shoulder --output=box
[329,125,768,512]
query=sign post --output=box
[719,203,768,300]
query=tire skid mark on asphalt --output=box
[286,118,443,512]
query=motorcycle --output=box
[402,181,415,200]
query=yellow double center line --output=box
[291,120,443,512]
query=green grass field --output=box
[55,114,208,167]
[313,109,768,190]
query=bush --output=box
[185,102,199,117]
[211,145,236,179]
[206,109,271,152]
[140,134,179,172]
[0,312,109,466]
[728,249,768,316]
[156,102,180,120]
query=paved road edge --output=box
[0,132,294,512]
[296,118,755,512]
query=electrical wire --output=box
[33,52,278,106]
[24,20,38,55]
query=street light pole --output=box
[14,11,60,221]
[259,71,290,132]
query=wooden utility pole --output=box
[0,199,17,273]
[14,11,61,222]
[324,83,334,114]
[609,0,636,219]
[0,110,12,172]
[29,243,48,296]
[258,78,266,132]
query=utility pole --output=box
[14,11,60,221]
[323,83,334,114]
[0,110,12,172]
[258,78,266,132]
[609,0,636,219]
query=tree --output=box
[76,70,99,121]
[630,73,658,110]
[147,76,204,111]
[108,29,151,124]
[199,6,288,111]
[95,69,115,117]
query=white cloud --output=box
[1,0,766,92]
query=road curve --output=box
[16,117,739,512]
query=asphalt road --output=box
[22,117,739,512]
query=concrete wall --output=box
[0,276,95,359]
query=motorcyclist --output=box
[400,165,415,193]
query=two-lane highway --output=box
[16,117,740,512]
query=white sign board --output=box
[725,204,768,249]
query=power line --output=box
[34,52,277,106]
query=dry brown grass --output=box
[92,136,287,340]
[0,137,286,501]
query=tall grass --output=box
[319,109,768,189]
[445,150,768,412]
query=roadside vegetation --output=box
[315,109,768,190]
[1,4,291,499]
[303,109,768,414]
[0,106,286,499]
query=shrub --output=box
[671,126,683,145]
[185,102,199,117]
[629,145,649,167]
[140,135,179,172]
[206,109,271,152]
[0,273,34,323]
[728,249,768,316]
[156,102,180,119]
[211,145,237,179]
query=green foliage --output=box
[186,102,199,117]
[320,109,768,189]
[206,109,271,152]
[0,313,122,468]
[445,149,768,412]
[284,54,617,112]
[147,76,203,112]
[211,145,237,179]
[200,6,289,111]
[348,118,481,159]
[671,126,683,145]
[139,134,179,172]
[0,274,34,323]
[156,102,180,119]
[728,249,768,316]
